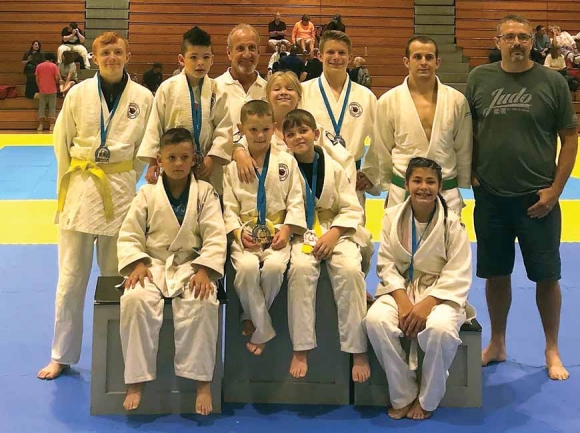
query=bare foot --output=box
[406,398,432,420]
[546,349,569,380]
[482,341,506,366]
[289,351,309,378]
[352,352,371,383]
[195,381,213,416]
[246,341,266,356]
[242,320,256,336]
[123,382,145,411]
[37,361,68,380]
[387,402,413,420]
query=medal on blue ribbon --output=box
[188,77,204,170]
[318,76,351,148]
[96,73,122,163]
[299,152,319,253]
[253,149,273,246]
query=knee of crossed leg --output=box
[261,260,287,279]
[363,303,399,337]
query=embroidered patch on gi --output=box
[349,102,363,117]
[127,103,140,119]
[279,163,289,181]
[210,92,216,111]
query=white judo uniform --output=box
[288,146,370,353]
[117,176,227,384]
[364,198,475,412]
[223,148,306,345]
[137,72,233,194]
[51,74,153,365]
[362,77,472,215]
[214,69,267,137]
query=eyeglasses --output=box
[497,33,533,43]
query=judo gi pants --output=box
[287,239,367,353]
[120,281,219,384]
[230,241,290,345]
[51,229,118,364]
[364,295,465,411]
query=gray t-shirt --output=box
[466,62,578,196]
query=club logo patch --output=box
[127,103,140,119]
[349,102,363,117]
[279,163,289,181]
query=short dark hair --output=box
[282,109,317,134]
[240,100,273,124]
[497,14,531,33]
[44,52,56,62]
[319,30,352,54]
[405,35,439,59]
[302,14,310,21]
[69,22,78,29]
[159,127,194,150]
[182,26,212,53]
[404,157,442,184]
[153,62,162,69]
[536,25,544,32]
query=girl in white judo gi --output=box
[223,101,306,356]
[38,32,154,381]
[364,157,475,420]
[282,109,372,382]
[118,128,227,415]
[137,26,233,194]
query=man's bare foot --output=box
[406,398,432,420]
[482,341,506,366]
[123,382,145,411]
[37,361,68,380]
[387,402,413,420]
[195,381,213,416]
[242,320,256,336]
[289,351,309,378]
[352,352,371,382]
[246,341,266,356]
[546,349,569,380]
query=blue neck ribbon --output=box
[298,152,319,229]
[318,76,351,139]
[254,149,271,225]
[187,77,202,152]
[97,73,122,150]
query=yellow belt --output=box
[240,210,285,225]
[57,157,133,220]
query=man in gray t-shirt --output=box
[466,14,578,382]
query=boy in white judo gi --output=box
[38,32,154,380]
[359,36,472,215]
[301,30,377,205]
[138,26,233,194]
[223,100,306,356]
[282,109,371,382]
[364,157,475,420]
[118,127,227,414]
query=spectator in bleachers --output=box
[278,44,304,80]
[292,15,315,55]
[172,63,184,76]
[532,25,550,64]
[551,25,580,66]
[22,40,43,99]
[268,12,290,50]
[488,47,502,62]
[57,22,91,70]
[544,43,566,73]
[324,14,346,34]
[301,48,322,81]
[349,56,372,88]
[35,52,60,132]
[58,51,78,96]
[267,42,289,78]
[142,62,163,94]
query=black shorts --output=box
[473,186,561,282]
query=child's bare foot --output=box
[195,381,212,416]
[123,382,145,411]
[289,351,309,378]
[246,341,266,356]
[481,341,506,366]
[352,352,371,382]
[242,320,256,336]
[387,402,413,420]
[546,349,569,380]
[37,360,68,380]
[406,398,432,420]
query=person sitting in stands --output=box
[57,22,91,69]
[142,62,163,94]
[292,15,315,55]
[23,40,43,99]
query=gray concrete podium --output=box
[223,263,351,405]
[90,276,224,415]
[354,319,482,408]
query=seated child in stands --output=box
[282,109,371,382]
[118,127,227,415]
[222,100,306,356]
[138,26,233,195]
[364,157,475,421]
[58,51,78,96]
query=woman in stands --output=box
[22,40,43,99]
